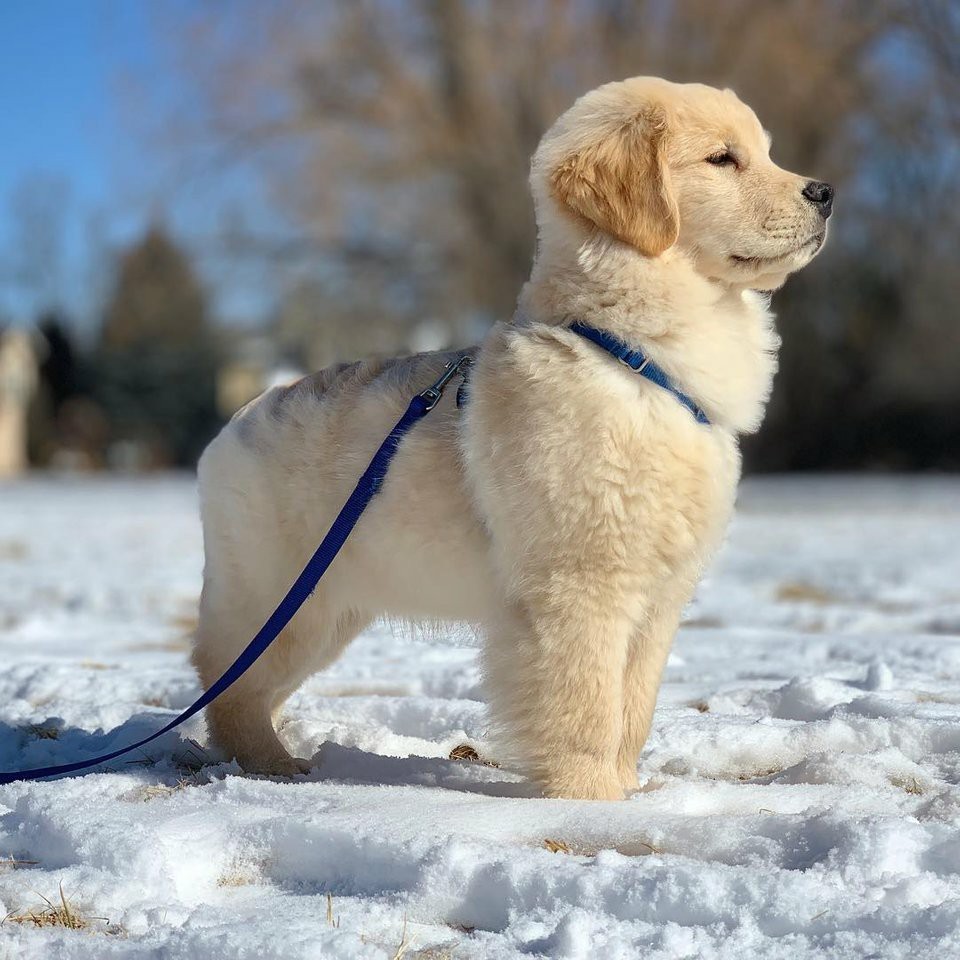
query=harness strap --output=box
[569,321,710,425]
[0,358,470,786]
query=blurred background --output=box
[1,0,958,476]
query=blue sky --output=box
[3,2,151,196]
[1,3,114,215]
[0,1,287,333]
[0,2,166,328]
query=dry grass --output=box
[120,752,210,803]
[319,684,411,697]
[170,612,199,636]
[326,893,340,928]
[680,614,724,629]
[174,741,213,775]
[361,918,418,959]
[120,766,205,803]
[448,744,499,768]
[776,581,836,605]
[690,700,710,713]
[22,723,60,740]
[916,691,959,704]
[392,917,415,959]
[890,774,925,795]
[2,883,110,932]
[0,540,28,560]
[697,765,783,783]
[736,766,783,781]
[216,865,260,888]
[546,838,659,857]
[124,783,181,803]
[541,837,661,857]
[120,740,211,778]
[613,839,662,856]
[125,639,191,653]
[216,854,273,889]
[0,856,39,870]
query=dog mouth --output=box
[731,232,825,267]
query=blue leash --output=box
[0,322,702,787]
[0,356,472,786]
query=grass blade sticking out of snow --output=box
[392,916,413,959]
[326,893,340,928]
[0,856,39,870]
[1,883,113,933]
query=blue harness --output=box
[0,325,706,785]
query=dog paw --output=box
[244,755,312,778]
[618,766,641,794]
[545,781,626,801]
[541,760,626,801]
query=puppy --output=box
[193,77,831,799]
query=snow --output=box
[0,474,959,958]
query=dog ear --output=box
[551,107,678,257]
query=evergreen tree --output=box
[96,226,221,467]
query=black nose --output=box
[802,180,834,219]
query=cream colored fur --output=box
[193,77,830,799]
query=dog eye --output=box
[706,151,737,167]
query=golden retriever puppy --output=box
[193,76,832,799]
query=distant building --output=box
[215,333,303,419]
[0,329,38,478]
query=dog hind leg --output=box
[194,598,368,776]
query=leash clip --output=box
[419,355,473,411]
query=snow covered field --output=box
[1,474,959,959]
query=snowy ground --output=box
[1,474,959,959]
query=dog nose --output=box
[802,180,834,219]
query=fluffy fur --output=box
[193,76,831,799]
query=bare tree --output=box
[149,0,895,316]
[911,0,960,131]
[137,0,960,468]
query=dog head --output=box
[532,76,832,291]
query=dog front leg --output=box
[616,601,683,792]
[484,595,632,800]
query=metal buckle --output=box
[619,354,650,374]
[419,355,474,411]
